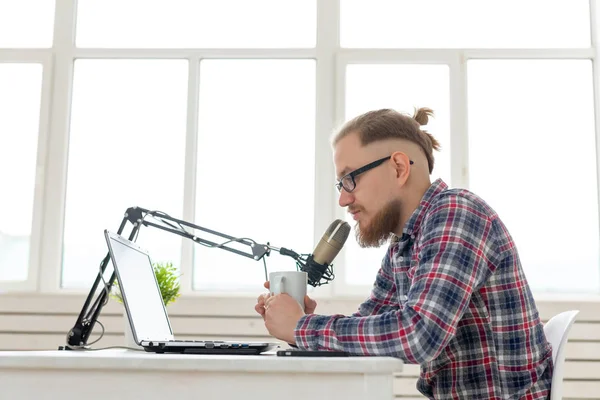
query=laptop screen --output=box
[106,232,174,342]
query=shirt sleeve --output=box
[294,195,499,364]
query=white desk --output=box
[0,349,403,400]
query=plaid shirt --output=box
[295,179,553,399]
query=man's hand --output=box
[264,293,305,344]
[254,281,317,319]
[254,281,318,344]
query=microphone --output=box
[301,219,351,287]
[273,219,351,287]
[312,219,351,265]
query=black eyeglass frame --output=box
[335,156,414,193]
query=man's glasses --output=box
[335,156,414,193]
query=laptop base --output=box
[141,341,277,355]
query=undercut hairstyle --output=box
[332,107,441,174]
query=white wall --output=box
[1,294,598,399]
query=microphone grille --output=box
[327,219,351,244]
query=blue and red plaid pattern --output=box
[295,179,553,399]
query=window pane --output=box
[76,0,316,48]
[0,64,42,281]
[344,64,451,285]
[341,0,590,48]
[0,0,55,48]
[468,60,598,293]
[194,59,315,291]
[62,59,188,289]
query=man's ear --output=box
[390,151,411,185]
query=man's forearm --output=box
[294,310,449,364]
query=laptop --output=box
[104,229,278,355]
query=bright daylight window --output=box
[0,64,43,281]
[468,60,599,292]
[61,59,189,288]
[194,59,315,291]
[60,0,317,292]
[340,0,590,48]
[339,0,598,294]
[0,0,54,284]
[1,0,599,296]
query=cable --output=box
[99,261,111,308]
[139,210,259,251]
[141,210,268,276]
[73,255,116,348]
[133,209,161,242]
[65,320,106,350]
[295,254,310,272]
[294,254,335,287]
[149,210,189,236]
[262,257,268,282]
[207,237,258,251]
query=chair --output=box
[543,310,580,400]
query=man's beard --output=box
[355,199,401,248]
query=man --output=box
[255,107,553,399]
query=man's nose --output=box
[338,188,354,207]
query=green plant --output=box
[110,262,181,306]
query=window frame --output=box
[0,0,599,304]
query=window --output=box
[340,0,590,49]
[194,59,315,291]
[53,1,318,292]
[2,1,600,298]
[0,64,43,281]
[468,59,599,293]
[61,59,188,288]
[76,0,316,48]
[0,1,55,48]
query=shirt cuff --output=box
[294,314,320,350]
[294,313,343,351]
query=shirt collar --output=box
[399,178,448,240]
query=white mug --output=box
[269,271,308,309]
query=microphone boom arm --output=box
[62,206,273,350]
[137,210,270,261]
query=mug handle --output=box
[280,276,286,294]
[271,275,286,294]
